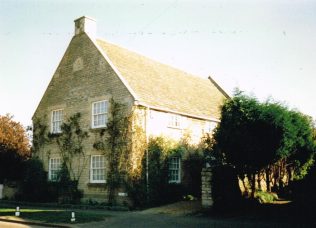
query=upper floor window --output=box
[168,114,182,129]
[92,100,108,128]
[90,155,106,183]
[51,109,63,133]
[168,157,181,183]
[49,158,61,181]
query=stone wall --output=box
[33,32,134,203]
[201,167,213,208]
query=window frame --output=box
[168,157,181,184]
[90,155,106,184]
[91,100,108,129]
[48,158,61,181]
[168,113,182,129]
[51,109,63,133]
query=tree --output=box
[0,114,30,183]
[212,92,315,197]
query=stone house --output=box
[33,16,228,203]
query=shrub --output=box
[124,175,147,208]
[17,158,58,202]
[285,162,316,205]
[255,191,278,203]
[57,163,83,204]
[211,165,243,211]
[126,136,204,207]
[182,149,204,198]
[145,137,170,206]
[17,158,83,203]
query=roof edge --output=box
[136,101,220,122]
[32,37,75,121]
[86,34,140,101]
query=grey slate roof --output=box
[96,39,228,120]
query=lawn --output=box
[0,208,109,224]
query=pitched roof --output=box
[96,39,228,120]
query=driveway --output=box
[76,211,309,228]
[76,201,310,228]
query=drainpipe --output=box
[145,107,149,201]
[135,100,150,198]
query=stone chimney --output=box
[74,16,96,38]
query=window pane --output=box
[52,110,63,133]
[168,157,180,183]
[49,158,61,181]
[169,114,181,128]
[92,101,108,128]
[91,155,106,182]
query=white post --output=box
[71,212,76,222]
[0,184,3,199]
[15,207,20,217]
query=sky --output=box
[0,0,316,127]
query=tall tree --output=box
[212,92,315,196]
[0,114,30,183]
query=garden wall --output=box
[201,167,213,208]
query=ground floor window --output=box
[168,157,181,183]
[49,158,61,181]
[90,155,106,183]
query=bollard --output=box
[71,211,76,222]
[15,207,20,217]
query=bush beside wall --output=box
[211,165,242,211]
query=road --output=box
[0,221,44,228]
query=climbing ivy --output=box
[49,112,89,182]
[46,113,88,203]
[32,116,49,160]
[93,99,131,205]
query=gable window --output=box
[51,109,63,133]
[49,158,61,181]
[90,155,106,183]
[92,100,108,128]
[168,157,181,183]
[168,114,182,129]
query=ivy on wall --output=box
[49,112,89,182]
[93,99,131,205]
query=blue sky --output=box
[0,0,315,127]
